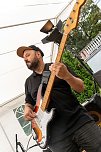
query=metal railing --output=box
[79,32,101,62]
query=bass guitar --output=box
[31,0,86,149]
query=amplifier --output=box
[82,94,101,127]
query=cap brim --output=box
[17,46,32,58]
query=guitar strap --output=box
[41,63,51,97]
[41,63,51,84]
[34,63,51,112]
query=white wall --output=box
[87,51,101,73]
[0,124,14,152]
[0,95,42,152]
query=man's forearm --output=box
[25,103,35,110]
[65,74,84,93]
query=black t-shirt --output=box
[25,63,94,142]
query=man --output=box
[17,45,101,152]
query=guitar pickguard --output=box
[32,108,54,149]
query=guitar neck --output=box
[40,0,86,112]
[41,33,69,111]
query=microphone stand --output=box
[16,134,26,152]
[15,134,41,152]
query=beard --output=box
[26,58,39,71]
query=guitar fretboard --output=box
[41,33,69,111]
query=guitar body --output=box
[32,106,54,149]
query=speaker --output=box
[83,94,101,127]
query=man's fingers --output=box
[24,111,36,121]
[25,115,33,121]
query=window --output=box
[13,105,31,136]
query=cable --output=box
[25,2,65,7]
[0,42,40,56]
[0,41,41,55]
[16,134,41,152]
[26,135,33,152]
[0,50,15,55]
[0,18,55,30]
[17,142,26,152]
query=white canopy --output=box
[0,0,101,105]
[0,0,73,105]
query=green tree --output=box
[62,51,99,103]
[61,0,101,103]
[67,0,101,53]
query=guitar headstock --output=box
[64,0,86,33]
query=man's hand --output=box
[49,62,84,93]
[24,103,36,121]
[49,62,71,80]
